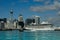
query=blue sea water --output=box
[0,30,60,40]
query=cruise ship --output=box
[24,21,55,31]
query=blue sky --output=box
[0,0,60,26]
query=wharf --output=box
[0,27,60,31]
[0,28,26,31]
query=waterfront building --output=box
[33,15,40,25]
[13,19,18,29]
[0,18,7,29]
[17,14,24,29]
[25,15,40,26]
[0,18,7,23]
[5,20,14,29]
[18,14,23,22]
[0,21,5,29]
[25,18,33,25]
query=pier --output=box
[0,27,26,31]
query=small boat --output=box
[54,27,60,31]
[54,29,60,31]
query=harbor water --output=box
[0,30,60,40]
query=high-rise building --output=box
[0,18,7,23]
[0,21,5,29]
[25,18,33,25]
[18,14,24,29]
[14,21,17,29]
[0,18,7,29]
[33,16,40,25]
[18,14,23,22]
[25,15,40,26]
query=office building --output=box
[18,14,24,29]
[25,18,33,25]
[0,18,7,29]
[18,14,23,22]
[0,21,5,29]
[33,15,40,25]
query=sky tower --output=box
[10,9,14,22]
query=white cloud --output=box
[44,1,50,5]
[19,0,28,2]
[55,0,60,2]
[33,0,51,5]
[30,0,60,12]
[33,0,44,2]
[54,1,60,8]
[30,5,56,12]
[57,11,60,16]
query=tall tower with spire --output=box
[6,9,14,29]
[10,9,14,22]
[7,9,14,29]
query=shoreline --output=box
[0,27,60,31]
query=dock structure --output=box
[0,27,25,31]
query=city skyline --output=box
[0,0,60,26]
